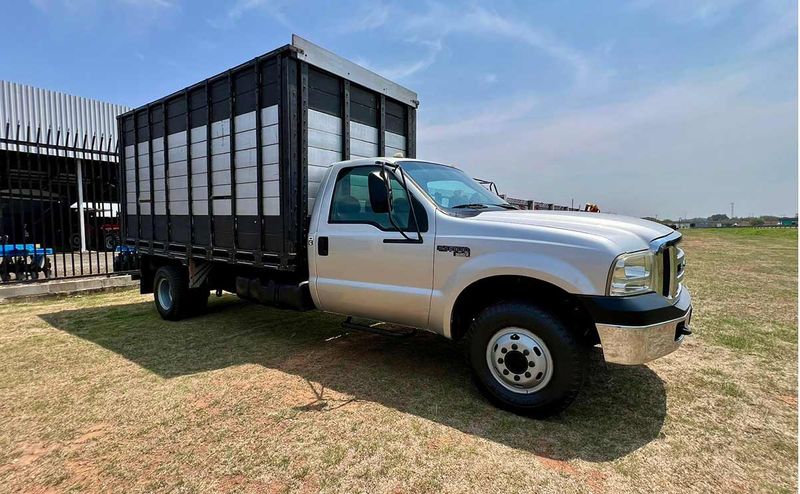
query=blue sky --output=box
[2,0,797,219]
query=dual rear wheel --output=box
[153,265,209,321]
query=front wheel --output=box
[464,302,587,417]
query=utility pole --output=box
[730,202,735,219]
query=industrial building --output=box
[0,81,131,281]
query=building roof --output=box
[0,80,131,153]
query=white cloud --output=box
[630,0,747,26]
[419,63,797,218]
[343,2,603,87]
[210,0,293,29]
[334,2,391,34]
[357,39,442,81]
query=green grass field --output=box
[0,228,796,493]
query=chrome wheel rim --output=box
[157,278,173,311]
[486,327,553,394]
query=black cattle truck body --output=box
[119,35,418,314]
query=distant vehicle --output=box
[121,36,692,417]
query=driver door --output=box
[311,165,434,328]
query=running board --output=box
[341,317,417,338]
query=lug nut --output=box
[523,349,529,356]
[511,344,518,350]
[525,372,531,378]
[498,358,503,364]
[503,369,509,375]
[513,375,520,381]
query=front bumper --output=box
[579,288,692,365]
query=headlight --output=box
[608,251,655,296]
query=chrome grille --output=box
[649,231,685,299]
[651,235,684,299]
[659,244,684,299]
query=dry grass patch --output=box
[0,228,796,492]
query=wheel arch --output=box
[448,275,599,345]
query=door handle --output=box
[318,236,329,256]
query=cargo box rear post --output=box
[118,35,418,294]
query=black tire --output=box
[103,233,117,251]
[153,265,192,321]
[463,302,587,417]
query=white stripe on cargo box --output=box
[237,198,257,215]
[167,146,187,163]
[169,188,189,201]
[168,160,187,177]
[234,148,257,168]
[190,126,206,143]
[261,145,278,165]
[213,199,231,215]
[211,136,230,155]
[385,131,405,150]
[212,184,230,196]
[190,173,208,187]
[262,181,280,198]
[235,166,257,183]
[350,139,378,158]
[261,105,278,126]
[309,128,342,153]
[263,164,279,181]
[190,158,208,174]
[211,119,230,138]
[189,141,207,159]
[234,129,256,151]
[309,110,341,134]
[234,111,256,132]
[171,202,189,215]
[192,201,208,215]
[308,147,341,168]
[261,124,279,146]
[263,197,280,215]
[167,131,186,149]
[350,121,378,143]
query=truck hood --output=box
[471,210,676,252]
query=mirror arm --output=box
[377,160,422,243]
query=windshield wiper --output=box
[452,203,516,210]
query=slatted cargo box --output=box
[119,35,418,272]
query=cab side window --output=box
[329,166,428,232]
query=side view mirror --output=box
[368,170,392,214]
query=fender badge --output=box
[437,245,470,257]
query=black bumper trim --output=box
[578,288,692,327]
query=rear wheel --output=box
[153,265,191,321]
[463,302,587,417]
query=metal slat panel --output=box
[0,80,131,153]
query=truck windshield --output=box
[399,161,513,210]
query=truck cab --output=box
[304,157,692,415]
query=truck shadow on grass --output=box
[40,296,667,462]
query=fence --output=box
[0,123,137,284]
[503,196,582,211]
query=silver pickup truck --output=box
[121,38,691,416]
[139,156,692,416]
